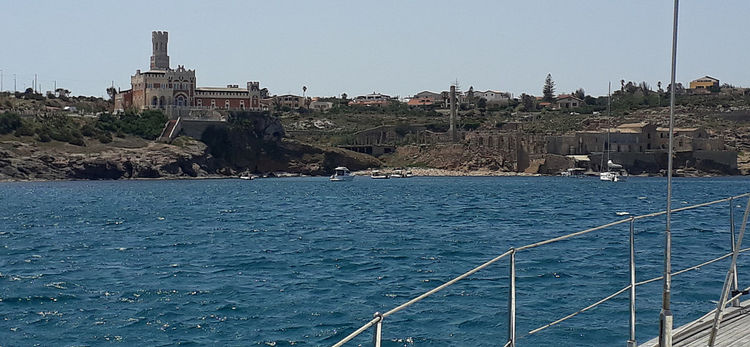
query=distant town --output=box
[0,31,748,180]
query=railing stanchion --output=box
[508,249,516,347]
[372,312,382,347]
[628,217,637,347]
[709,197,750,346]
[730,197,740,307]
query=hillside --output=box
[1,89,749,179]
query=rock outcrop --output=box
[0,136,381,181]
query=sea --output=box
[1,176,749,346]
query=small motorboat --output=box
[330,167,355,181]
[389,169,406,178]
[561,168,586,177]
[370,170,389,179]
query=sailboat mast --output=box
[607,82,611,166]
[660,1,679,346]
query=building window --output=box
[240,100,245,110]
[197,99,202,106]
[152,96,158,106]
[211,99,216,108]
[225,100,230,109]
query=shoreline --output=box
[0,168,738,183]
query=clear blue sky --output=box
[2,1,749,98]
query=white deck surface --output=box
[640,299,750,347]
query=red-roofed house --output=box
[556,94,583,109]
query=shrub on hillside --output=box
[0,112,22,134]
[96,110,167,140]
[14,121,35,137]
[37,128,52,142]
[97,132,113,143]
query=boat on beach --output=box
[561,168,586,177]
[330,167,355,181]
[370,170,389,179]
[389,169,413,178]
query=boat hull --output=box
[330,175,354,181]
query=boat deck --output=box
[640,300,750,347]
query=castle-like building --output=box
[115,31,265,114]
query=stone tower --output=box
[150,31,170,70]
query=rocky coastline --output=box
[0,135,381,182]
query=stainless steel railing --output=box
[331,192,750,347]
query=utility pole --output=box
[34,74,37,93]
[1,69,3,92]
[13,74,16,92]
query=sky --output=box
[2,1,749,99]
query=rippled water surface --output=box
[1,176,749,346]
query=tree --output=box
[621,79,625,91]
[639,81,651,96]
[657,81,663,93]
[340,93,348,100]
[574,88,585,100]
[477,97,487,111]
[542,74,555,102]
[520,93,536,111]
[55,88,70,98]
[106,87,117,102]
[666,82,685,94]
[467,86,475,105]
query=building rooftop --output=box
[196,87,248,92]
[617,122,651,129]
[656,127,700,132]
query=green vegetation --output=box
[96,110,167,140]
[543,74,556,102]
[0,112,22,134]
[0,109,167,146]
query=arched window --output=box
[225,100,230,109]
[152,96,158,106]
[159,96,165,108]
[176,95,186,107]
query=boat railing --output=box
[331,192,750,347]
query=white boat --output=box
[330,167,355,181]
[600,160,628,182]
[599,84,628,182]
[370,170,389,179]
[239,175,253,180]
[390,169,412,178]
[600,171,622,182]
[561,168,586,177]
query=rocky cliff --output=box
[0,111,382,181]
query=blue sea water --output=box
[0,176,749,346]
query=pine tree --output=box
[542,74,555,102]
